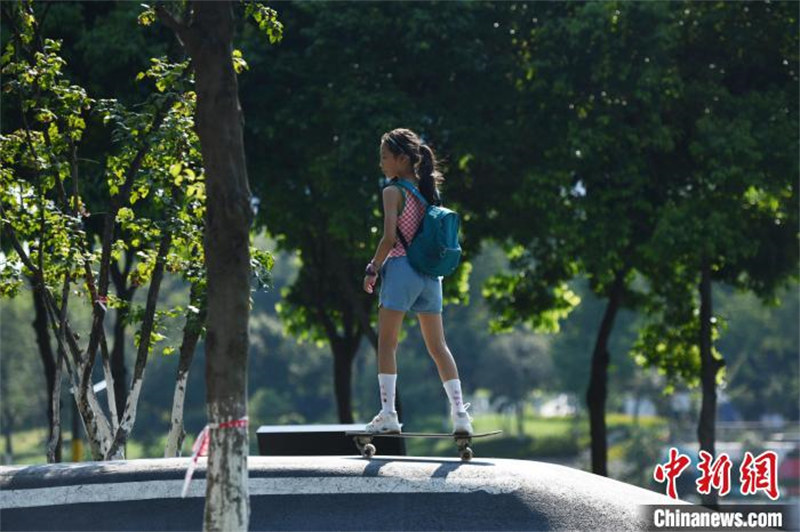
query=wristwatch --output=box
[365,261,378,277]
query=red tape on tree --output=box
[181,416,249,498]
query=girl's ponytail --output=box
[417,143,444,206]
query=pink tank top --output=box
[387,181,425,259]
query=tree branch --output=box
[154,4,186,34]
[1,204,41,276]
[99,329,119,433]
[83,97,173,376]
[155,4,198,52]
[41,285,112,459]
[105,229,172,459]
[165,281,207,457]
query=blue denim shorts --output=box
[379,255,443,314]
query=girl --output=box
[362,128,473,435]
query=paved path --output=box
[0,455,689,531]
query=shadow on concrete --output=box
[0,456,690,531]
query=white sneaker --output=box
[452,402,474,435]
[364,410,402,434]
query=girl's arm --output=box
[363,187,400,293]
[369,186,402,268]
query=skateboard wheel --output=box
[460,447,474,461]
[363,443,376,458]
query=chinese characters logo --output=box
[653,447,780,500]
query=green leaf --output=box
[232,49,249,74]
[116,207,134,223]
[138,6,156,26]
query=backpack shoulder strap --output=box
[384,181,407,216]
[394,180,429,207]
[383,181,410,249]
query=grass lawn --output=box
[4,427,153,465]
[4,409,667,466]
[402,405,584,459]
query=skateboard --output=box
[345,430,502,461]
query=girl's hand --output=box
[363,274,377,294]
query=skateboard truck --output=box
[353,435,377,459]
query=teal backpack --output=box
[388,179,462,277]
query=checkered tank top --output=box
[387,181,426,258]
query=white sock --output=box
[378,373,397,414]
[443,378,466,414]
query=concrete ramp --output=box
[0,455,688,530]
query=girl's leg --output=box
[417,312,458,381]
[418,312,469,422]
[377,306,405,373]
[374,306,405,417]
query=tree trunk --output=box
[3,420,12,463]
[1,353,12,463]
[55,313,112,460]
[333,346,355,423]
[47,337,64,464]
[111,313,127,408]
[173,3,254,530]
[586,269,626,476]
[110,275,134,430]
[165,283,207,457]
[315,295,362,425]
[156,3,252,528]
[71,400,82,461]
[31,281,61,462]
[698,254,721,509]
[71,361,113,460]
[111,311,128,427]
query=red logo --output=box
[654,447,782,500]
[740,450,780,500]
[696,450,733,496]
[654,447,692,499]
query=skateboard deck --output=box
[345,430,502,461]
